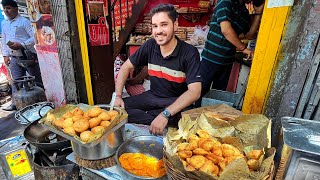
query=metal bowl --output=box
[115,135,166,180]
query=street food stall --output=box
[1,103,277,180]
[3,0,320,179]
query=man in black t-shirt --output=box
[114,4,201,135]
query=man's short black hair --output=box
[1,0,18,7]
[149,4,178,23]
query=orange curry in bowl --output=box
[119,153,166,178]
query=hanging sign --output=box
[85,0,110,46]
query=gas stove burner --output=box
[36,147,73,167]
[33,147,80,179]
[74,154,116,170]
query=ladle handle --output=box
[109,92,116,111]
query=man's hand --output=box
[114,97,125,108]
[9,42,23,50]
[149,114,168,135]
[243,48,254,60]
[3,57,10,66]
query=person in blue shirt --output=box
[1,0,43,111]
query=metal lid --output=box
[282,117,320,156]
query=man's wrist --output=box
[161,108,171,120]
[240,44,247,51]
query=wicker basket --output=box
[163,150,275,180]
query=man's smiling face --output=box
[151,12,178,46]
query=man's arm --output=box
[150,82,201,135]
[1,23,10,65]
[22,19,35,47]
[166,82,201,116]
[1,23,10,57]
[243,3,264,40]
[114,59,135,107]
[220,21,253,58]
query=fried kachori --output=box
[89,117,102,128]
[80,131,95,142]
[175,129,254,177]
[108,110,119,119]
[98,112,111,121]
[49,106,121,144]
[247,150,264,160]
[54,118,65,128]
[247,159,259,170]
[64,126,76,136]
[189,155,207,169]
[62,118,73,128]
[73,119,90,133]
[87,107,103,118]
[100,120,111,127]
[91,126,105,134]
[72,115,83,122]
[72,107,84,115]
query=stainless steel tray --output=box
[284,151,320,180]
[40,104,128,148]
[42,118,127,148]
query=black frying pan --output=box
[23,120,71,150]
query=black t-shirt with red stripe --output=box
[129,38,201,98]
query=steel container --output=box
[71,105,127,160]
[72,123,126,160]
[0,136,34,180]
[115,136,167,180]
[280,117,320,179]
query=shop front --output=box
[2,0,320,179]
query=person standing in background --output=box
[196,0,253,107]
[243,0,265,40]
[1,0,43,111]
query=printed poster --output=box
[267,0,294,8]
[85,0,110,46]
[35,14,57,51]
[26,0,41,22]
[36,46,66,107]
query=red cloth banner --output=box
[112,0,134,27]
[85,0,110,46]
